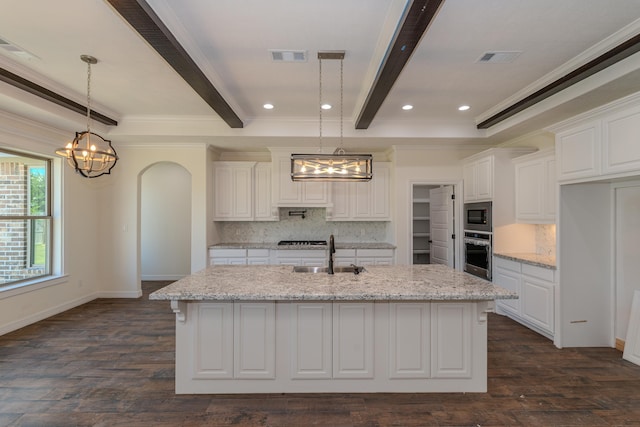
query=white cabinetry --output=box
[329,162,391,221]
[213,162,254,220]
[334,248,395,266]
[275,249,326,266]
[494,256,555,339]
[272,154,329,207]
[189,302,275,380]
[213,162,276,221]
[553,95,640,183]
[462,148,535,230]
[333,302,374,378]
[463,156,493,202]
[513,148,556,223]
[176,300,486,393]
[209,248,271,265]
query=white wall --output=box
[96,143,210,297]
[141,162,191,280]
[615,182,640,340]
[392,146,481,265]
[0,113,106,335]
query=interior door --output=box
[429,186,455,267]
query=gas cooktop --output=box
[277,240,328,246]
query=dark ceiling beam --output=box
[107,0,243,128]
[0,67,118,126]
[477,33,640,129]
[355,0,444,129]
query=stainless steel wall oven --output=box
[463,201,492,280]
[463,231,492,281]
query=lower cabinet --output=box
[494,256,555,339]
[335,248,395,266]
[190,302,275,380]
[178,300,485,393]
[209,248,271,265]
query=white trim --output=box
[0,290,97,336]
[0,275,68,300]
[95,290,142,298]
[141,274,183,281]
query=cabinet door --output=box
[302,181,329,204]
[521,275,554,334]
[475,156,493,201]
[462,163,476,202]
[333,302,374,378]
[276,157,302,204]
[430,302,472,378]
[290,303,332,379]
[330,182,351,220]
[213,163,253,220]
[234,302,276,379]
[515,159,544,221]
[389,303,430,378]
[556,122,601,181]
[191,303,234,379]
[493,265,521,316]
[368,163,391,219]
[254,163,275,220]
[603,105,640,175]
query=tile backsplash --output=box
[535,224,556,257]
[216,208,391,243]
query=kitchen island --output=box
[150,264,516,394]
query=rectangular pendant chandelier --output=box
[291,153,373,182]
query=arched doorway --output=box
[140,162,191,280]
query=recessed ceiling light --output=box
[321,104,332,110]
[263,103,274,110]
[458,105,470,111]
[402,104,413,111]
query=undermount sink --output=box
[292,266,365,274]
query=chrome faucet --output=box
[328,234,335,275]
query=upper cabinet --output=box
[271,154,330,207]
[553,94,640,183]
[328,162,391,221]
[213,162,254,220]
[213,162,277,221]
[462,156,493,202]
[513,148,556,224]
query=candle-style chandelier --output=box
[291,51,372,182]
[56,55,118,178]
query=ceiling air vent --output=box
[270,49,307,62]
[0,35,37,60]
[477,51,522,64]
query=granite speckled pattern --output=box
[149,264,517,301]
[210,242,396,250]
[494,252,556,269]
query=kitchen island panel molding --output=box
[173,300,489,394]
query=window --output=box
[0,149,52,287]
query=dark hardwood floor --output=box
[1,282,639,427]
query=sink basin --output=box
[292,266,365,274]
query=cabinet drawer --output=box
[335,249,356,257]
[493,256,521,273]
[522,263,555,282]
[277,249,327,258]
[210,249,246,258]
[247,249,270,257]
[357,249,394,258]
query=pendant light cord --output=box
[86,59,92,135]
[318,56,323,154]
[339,57,344,154]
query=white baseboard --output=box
[141,274,184,281]
[0,292,99,336]
[95,290,143,298]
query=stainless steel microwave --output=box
[464,201,492,233]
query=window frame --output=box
[0,148,53,288]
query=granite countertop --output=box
[210,242,396,250]
[149,264,516,302]
[493,252,556,269]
